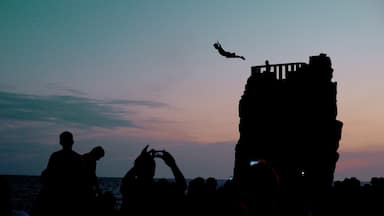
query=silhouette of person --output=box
[237,159,280,216]
[82,146,105,198]
[120,145,186,216]
[94,191,118,216]
[0,176,12,216]
[213,41,245,60]
[265,60,270,72]
[35,131,86,216]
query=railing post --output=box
[251,62,307,79]
[278,65,283,80]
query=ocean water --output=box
[2,175,228,213]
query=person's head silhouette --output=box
[60,131,74,150]
[90,146,105,161]
[134,146,156,182]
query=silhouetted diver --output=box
[213,41,245,60]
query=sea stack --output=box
[234,53,343,214]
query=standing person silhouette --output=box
[35,131,86,216]
[82,146,105,215]
[213,41,245,60]
[120,145,187,216]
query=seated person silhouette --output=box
[213,41,245,60]
[120,145,187,216]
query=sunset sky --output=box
[1,0,383,180]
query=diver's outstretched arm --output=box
[237,55,246,60]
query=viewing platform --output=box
[251,61,307,80]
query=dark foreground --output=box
[2,175,384,216]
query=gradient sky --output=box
[0,0,383,180]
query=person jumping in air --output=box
[213,41,245,60]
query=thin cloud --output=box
[0,91,168,128]
[63,88,88,96]
[107,99,169,108]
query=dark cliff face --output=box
[234,54,343,192]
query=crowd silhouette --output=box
[0,131,375,216]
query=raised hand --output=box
[159,151,176,168]
[134,145,152,166]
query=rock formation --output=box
[234,53,343,215]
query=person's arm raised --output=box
[161,151,187,192]
[120,145,151,195]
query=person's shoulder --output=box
[82,152,91,159]
[50,150,63,158]
[71,150,82,158]
[47,150,66,164]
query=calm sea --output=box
[2,175,228,213]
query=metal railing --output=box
[251,62,307,80]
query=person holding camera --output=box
[120,145,187,216]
